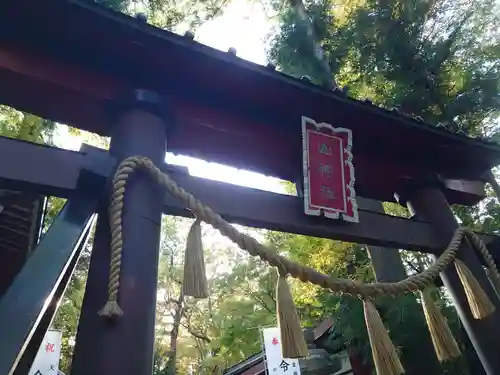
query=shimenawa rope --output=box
[98,156,500,374]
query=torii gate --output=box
[0,1,500,375]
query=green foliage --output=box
[91,0,129,11]
[152,219,278,374]
[87,0,231,31]
[144,0,231,30]
[52,241,92,373]
[266,231,374,355]
[268,0,500,135]
[0,106,56,144]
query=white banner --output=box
[262,327,301,375]
[28,330,63,375]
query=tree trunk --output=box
[165,292,184,375]
[288,0,337,90]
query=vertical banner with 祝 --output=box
[28,330,63,375]
[301,116,358,222]
[262,327,301,375]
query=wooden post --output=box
[407,185,500,375]
[399,196,486,375]
[71,90,167,375]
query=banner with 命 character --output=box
[301,116,358,223]
[262,327,301,375]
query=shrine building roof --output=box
[0,0,499,204]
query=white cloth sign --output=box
[262,327,301,375]
[28,330,62,375]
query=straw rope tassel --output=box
[183,218,209,298]
[420,290,460,361]
[363,299,404,375]
[454,259,496,319]
[276,274,308,359]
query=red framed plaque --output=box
[302,116,358,222]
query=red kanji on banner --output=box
[302,116,358,222]
[272,337,279,345]
[45,343,55,353]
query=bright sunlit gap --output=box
[195,0,273,65]
[55,125,288,195]
[166,0,286,195]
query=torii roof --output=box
[0,0,499,204]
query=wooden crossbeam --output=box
[0,136,113,197]
[0,136,83,197]
[161,167,496,254]
[0,136,496,253]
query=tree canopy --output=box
[89,0,231,30]
[268,0,500,135]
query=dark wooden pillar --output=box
[407,185,500,375]
[71,90,167,375]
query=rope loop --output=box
[100,156,500,317]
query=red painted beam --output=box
[0,42,122,99]
[0,28,490,206]
[0,43,483,205]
